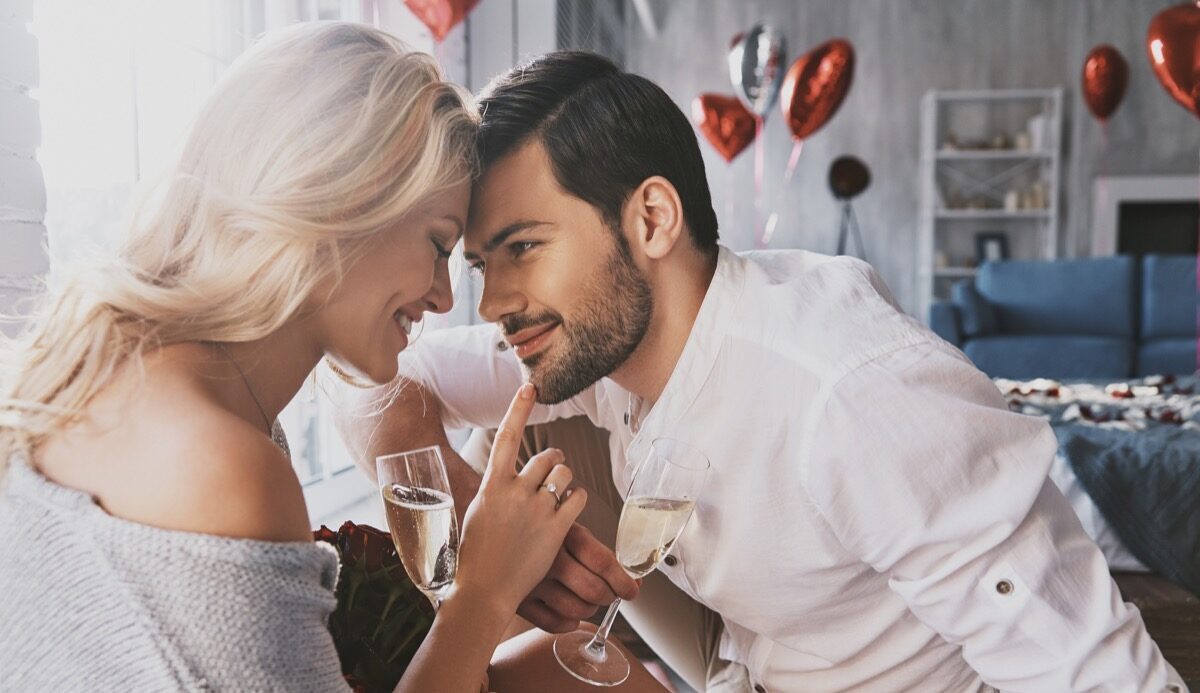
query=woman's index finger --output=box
[485,382,537,482]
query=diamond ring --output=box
[541,482,563,506]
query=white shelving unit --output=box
[917,88,1063,321]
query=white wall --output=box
[467,0,556,92]
[0,0,48,337]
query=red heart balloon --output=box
[780,39,855,141]
[1147,3,1200,119]
[405,0,480,43]
[692,93,757,163]
[1082,45,1129,121]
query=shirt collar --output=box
[620,245,746,474]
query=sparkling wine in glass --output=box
[553,437,710,686]
[377,445,459,610]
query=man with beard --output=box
[338,53,1184,692]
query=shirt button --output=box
[996,579,1014,595]
[754,685,766,693]
[663,555,678,567]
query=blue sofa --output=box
[930,255,1198,379]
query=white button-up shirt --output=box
[399,247,1184,692]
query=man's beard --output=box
[502,239,653,404]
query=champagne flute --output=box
[553,437,710,686]
[376,445,459,611]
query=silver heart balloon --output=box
[728,24,787,118]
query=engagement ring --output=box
[541,482,563,506]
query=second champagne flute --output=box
[376,445,459,611]
[553,437,710,686]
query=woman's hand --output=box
[396,383,582,692]
[451,383,587,618]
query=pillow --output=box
[952,280,997,337]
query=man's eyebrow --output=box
[464,220,548,259]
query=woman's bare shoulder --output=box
[38,347,311,543]
[129,404,312,542]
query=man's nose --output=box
[476,265,524,324]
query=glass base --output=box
[553,629,631,687]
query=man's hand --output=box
[516,523,640,633]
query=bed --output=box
[997,374,1200,592]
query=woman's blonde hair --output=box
[0,22,477,470]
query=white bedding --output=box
[995,375,1200,575]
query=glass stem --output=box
[586,598,623,654]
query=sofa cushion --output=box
[929,301,962,346]
[977,257,1136,337]
[963,335,1133,380]
[1138,339,1197,376]
[951,280,997,336]
[1141,254,1197,340]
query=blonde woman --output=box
[0,23,665,692]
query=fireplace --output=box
[1092,176,1199,256]
[1118,201,1200,255]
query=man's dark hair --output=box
[476,51,719,254]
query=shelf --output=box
[934,149,1053,161]
[935,209,1052,220]
[919,87,1062,323]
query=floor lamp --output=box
[829,155,871,261]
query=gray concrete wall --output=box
[623,0,1199,316]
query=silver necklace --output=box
[214,342,273,435]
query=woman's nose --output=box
[425,260,454,314]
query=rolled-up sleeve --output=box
[397,324,592,431]
[806,342,1182,691]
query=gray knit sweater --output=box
[0,452,351,692]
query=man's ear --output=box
[624,176,684,261]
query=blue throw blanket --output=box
[998,376,1200,597]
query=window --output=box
[33,0,472,524]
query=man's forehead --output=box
[464,187,512,252]
[466,141,558,249]
[476,141,556,204]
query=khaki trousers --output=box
[461,417,749,692]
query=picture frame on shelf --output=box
[975,231,1009,264]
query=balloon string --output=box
[755,117,765,249]
[1195,144,1198,374]
[783,139,805,186]
[1097,123,1109,254]
[761,140,805,246]
[725,164,734,232]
